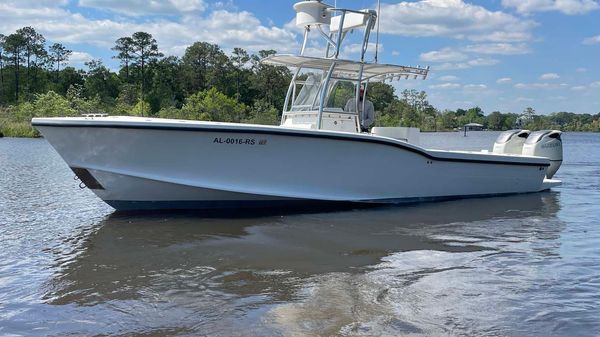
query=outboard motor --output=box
[493,129,530,154]
[522,130,563,179]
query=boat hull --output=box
[32,117,555,211]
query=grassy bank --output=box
[0,121,39,137]
[0,107,40,137]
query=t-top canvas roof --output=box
[262,54,429,82]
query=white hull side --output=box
[89,168,299,210]
[33,117,554,210]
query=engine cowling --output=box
[522,130,563,179]
[493,129,530,154]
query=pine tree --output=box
[49,43,72,81]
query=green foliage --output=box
[131,100,151,116]
[67,85,104,115]
[0,120,39,137]
[250,49,291,109]
[456,107,485,126]
[115,32,163,106]
[0,91,78,136]
[18,91,77,119]
[112,37,134,80]
[147,56,184,112]
[110,84,138,115]
[182,42,231,96]
[157,106,182,119]
[328,81,354,109]
[3,32,27,102]
[244,99,279,125]
[83,59,121,101]
[376,99,408,127]
[48,43,71,73]
[486,111,504,130]
[0,106,37,137]
[52,67,85,95]
[179,88,247,122]
[439,110,457,130]
[376,89,432,129]
[367,82,395,111]
[116,83,139,106]
[230,47,252,103]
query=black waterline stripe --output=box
[32,122,550,167]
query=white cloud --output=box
[497,77,512,83]
[502,0,600,15]
[379,0,534,42]
[514,83,527,89]
[391,50,400,56]
[463,84,488,90]
[582,34,600,45]
[571,85,587,91]
[589,81,600,88]
[467,58,500,66]
[433,63,468,71]
[433,57,499,71]
[463,43,530,55]
[540,73,560,80]
[576,67,588,72]
[515,82,565,89]
[67,51,94,67]
[424,44,527,67]
[420,46,501,70]
[79,0,206,16]
[3,0,68,6]
[429,83,461,89]
[438,75,460,81]
[468,32,533,43]
[0,2,297,56]
[343,43,383,55]
[516,97,534,102]
[420,48,467,62]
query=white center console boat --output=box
[32,1,562,211]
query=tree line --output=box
[375,95,600,132]
[1,27,598,137]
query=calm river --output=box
[1,132,599,336]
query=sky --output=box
[1,0,600,115]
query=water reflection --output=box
[39,192,565,335]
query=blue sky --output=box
[1,0,600,114]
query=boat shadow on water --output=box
[41,191,563,306]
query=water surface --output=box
[1,132,599,336]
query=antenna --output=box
[375,0,381,63]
